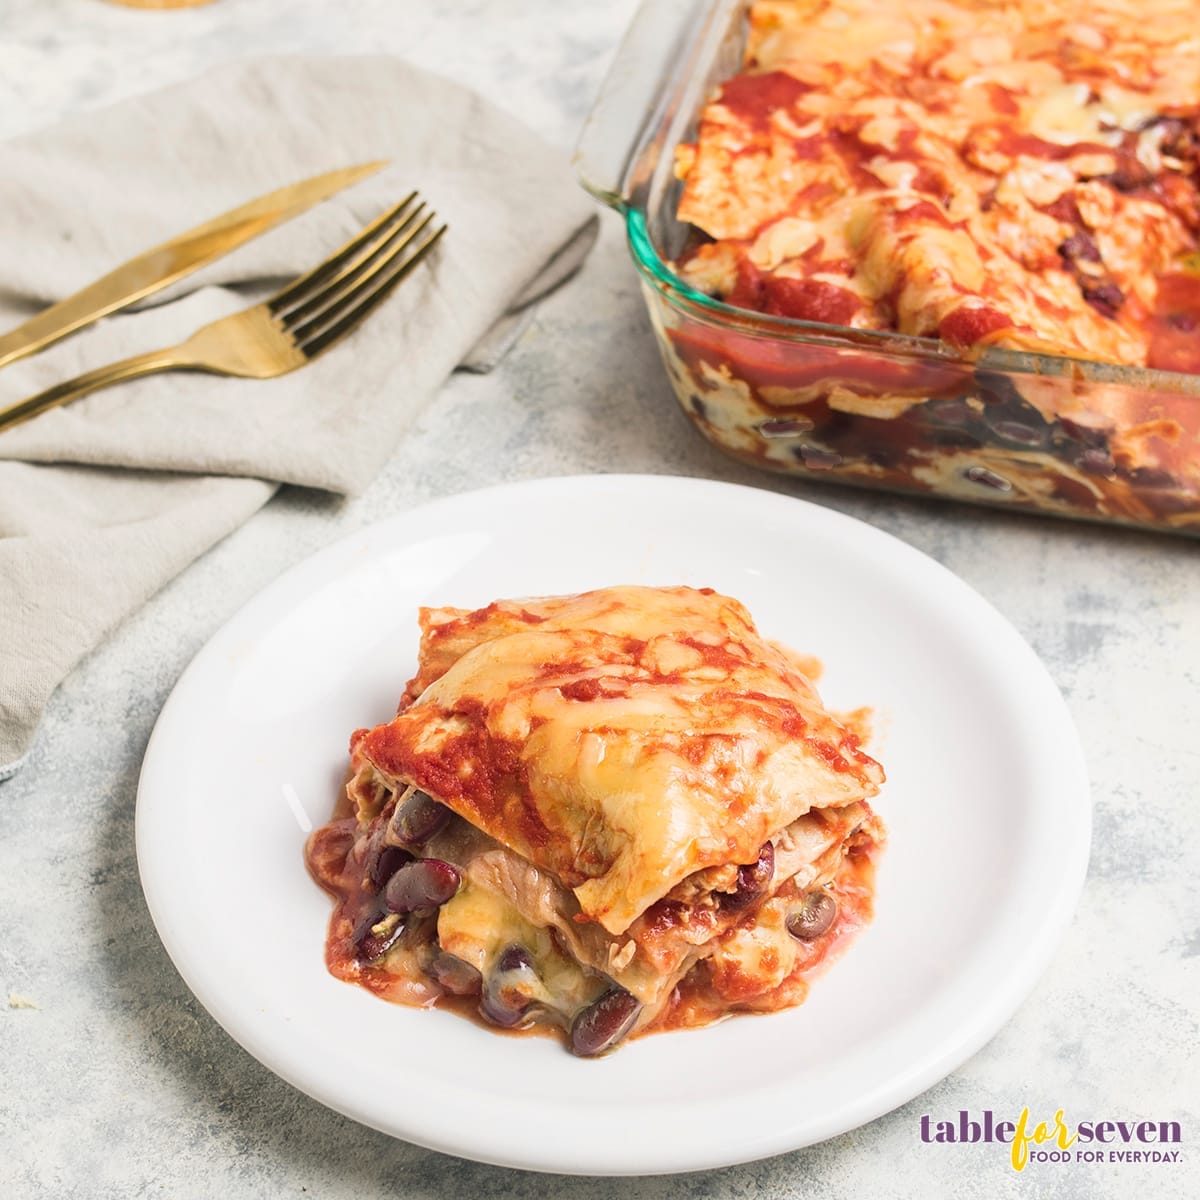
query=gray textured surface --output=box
[1,2,1198,1197]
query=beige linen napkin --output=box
[0,56,598,777]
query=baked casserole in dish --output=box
[576,0,1200,534]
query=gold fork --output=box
[0,193,446,434]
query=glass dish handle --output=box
[573,0,726,211]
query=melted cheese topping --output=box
[675,0,1200,369]
[354,586,883,935]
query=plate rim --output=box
[135,472,1091,1175]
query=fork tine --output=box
[280,205,433,331]
[268,191,419,314]
[292,223,446,360]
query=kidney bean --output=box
[1104,157,1154,192]
[986,419,1046,449]
[963,464,1012,492]
[796,444,844,470]
[1154,116,1198,161]
[384,858,460,913]
[1056,415,1109,449]
[390,790,451,846]
[429,952,482,996]
[923,398,976,428]
[479,991,532,1028]
[758,416,815,438]
[1129,465,1177,489]
[1059,231,1101,265]
[1075,448,1116,477]
[359,822,384,889]
[786,891,838,941]
[480,944,539,1028]
[570,988,642,1057]
[366,844,412,894]
[355,912,405,963]
[1079,278,1125,318]
[496,944,534,974]
[721,842,775,913]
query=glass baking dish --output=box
[574,0,1200,536]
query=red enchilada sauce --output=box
[716,69,813,130]
[1147,273,1200,375]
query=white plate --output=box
[137,474,1090,1175]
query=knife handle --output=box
[0,348,188,434]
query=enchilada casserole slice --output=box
[306,585,886,1056]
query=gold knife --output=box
[0,160,386,370]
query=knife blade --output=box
[0,160,387,370]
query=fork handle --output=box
[0,348,190,434]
